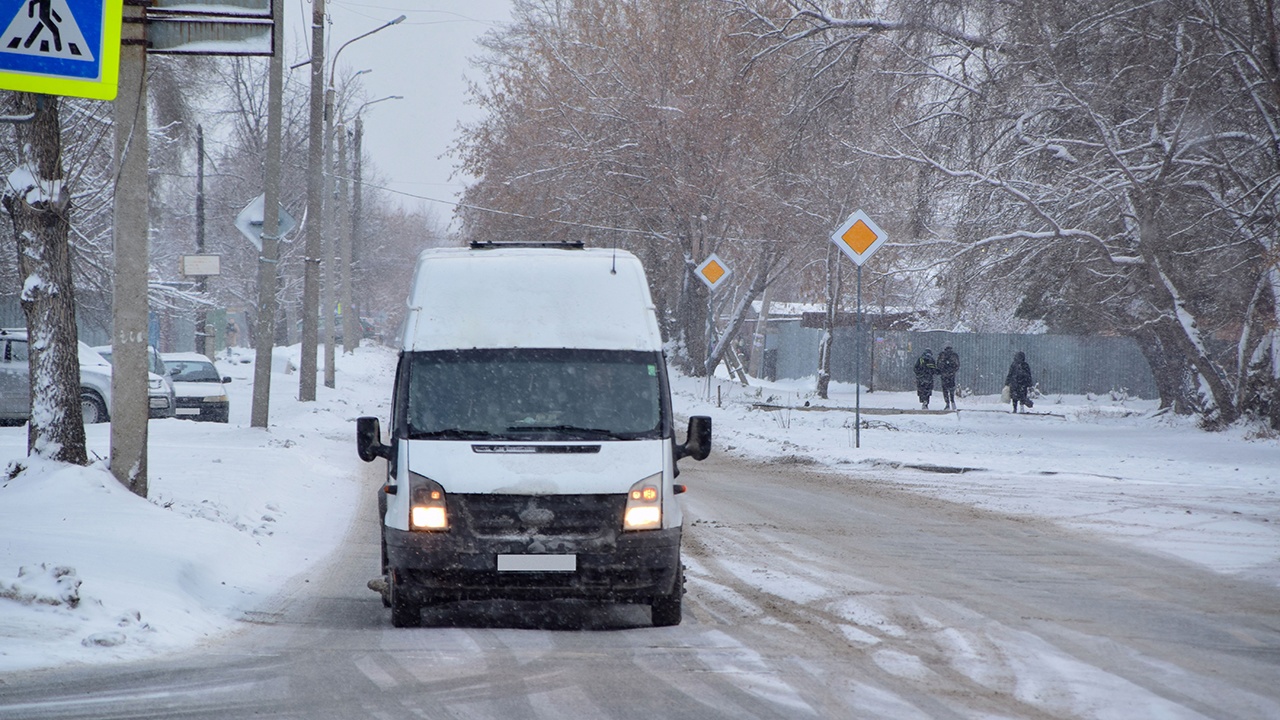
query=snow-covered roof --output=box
[401,247,663,352]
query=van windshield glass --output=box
[406,349,663,441]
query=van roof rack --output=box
[469,240,585,250]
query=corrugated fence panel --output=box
[765,321,1157,398]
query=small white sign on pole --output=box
[181,254,221,276]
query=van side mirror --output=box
[676,415,711,461]
[356,416,392,462]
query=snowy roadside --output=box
[0,344,396,674]
[673,372,1280,588]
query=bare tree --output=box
[736,0,1280,427]
[455,0,812,376]
[2,93,87,465]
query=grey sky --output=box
[282,1,512,218]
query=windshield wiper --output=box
[506,424,626,439]
[408,428,497,439]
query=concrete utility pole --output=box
[346,95,399,340]
[299,0,325,402]
[337,130,355,353]
[321,75,337,388]
[110,0,150,496]
[196,124,212,361]
[251,0,286,427]
[749,285,770,378]
[351,116,363,341]
[324,68,368,366]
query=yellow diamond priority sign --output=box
[695,253,731,291]
[830,209,887,266]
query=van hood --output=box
[404,439,665,495]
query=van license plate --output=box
[497,554,576,572]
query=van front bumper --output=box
[385,525,681,605]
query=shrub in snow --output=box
[82,632,127,648]
[0,563,81,608]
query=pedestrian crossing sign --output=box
[0,0,123,100]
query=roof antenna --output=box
[611,245,617,274]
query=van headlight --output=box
[409,472,449,531]
[623,474,662,531]
[148,377,165,391]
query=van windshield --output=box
[405,349,664,441]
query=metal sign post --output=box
[829,210,888,449]
[695,253,732,399]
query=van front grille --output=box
[451,494,625,538]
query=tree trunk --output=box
[816,243,842,399]
[1134,325,1196,414]
[704,244,777,374]
[674,255,709,376]
[2,93,88,466]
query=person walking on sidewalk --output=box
[1005,351,1035,413]
[937,345,960,410]
[913,349,940,410]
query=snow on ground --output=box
[0,344,394,673]
[673,371,1280,587]
[1,345,1277,675]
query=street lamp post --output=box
[301,12,404,398]
[299,0,325,402]
[323,67,371,385]
[340,95,402,351]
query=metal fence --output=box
[765,320,1158,398]
[0,296,112,345]
[0,296,238,353]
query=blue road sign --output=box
[0,0,122,100]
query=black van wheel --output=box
[388,569,421,628]
[650,564,684,627]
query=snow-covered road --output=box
[3,450,1275,719]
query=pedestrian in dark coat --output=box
[1005,351,1034,413]
[913,349,940,410]
[937,345,960,410]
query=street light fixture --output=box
[347,94,404,123]
[329,16,404,99]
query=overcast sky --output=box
[281,1,513,221]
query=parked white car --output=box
[161,352,231,423]
[90,345,176,419]
[0,330,115,425]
